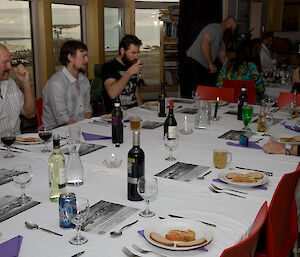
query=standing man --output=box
[183,17,237,98]
[42,40,92,129]
[102,35,143,113]
[0,44,35,134]
[260,32,275,72]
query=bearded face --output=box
[122,51,137,67]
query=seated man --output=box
[42,40,92,129]
[0,44,35,134]
[102,35,143,113]
[260,32,275,72]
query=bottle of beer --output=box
[164,100,177,138]
[128,130,145,201]
[158,81,167,117]
[238,84,248,120]
[112,102,123,147]
[291,90,298,119]
[257,99,266,132]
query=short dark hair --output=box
[59,40,88,66]
[118,35,142,55]
[262,31,273,41]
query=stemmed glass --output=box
[164,132,179,161]
[265,98,274,135]
[12,164,33,204]
[242,105,253,131]
[1,130,16,158]
[38,125,52,152]
[137,176,158,218]
[68,197,90,245]
[192,90,200,107]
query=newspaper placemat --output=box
[82,200,138,235]
[0,195,40,223]
[142,121,164,129]
[177,107,198,114]
[218,130,255,141]
[62,142,106,156]
[0,168,13,185]
[155,162,209,182]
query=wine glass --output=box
[137,176,158,218]
[242,105,253,131]
[68,197,90,245]
[192,90,200,106]
[12,164,33,204]
[164,132,179,161]
[38,125,52,152]
[1,130,16,158]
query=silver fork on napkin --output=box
[132,244,166,257]
[122,247,140,257]
[209,185,246,198]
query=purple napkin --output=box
[82,132,111,141]
[284,124,300,132]
[0,235,23,257]
[213,178,267,190]
[226,141,263,150]
[138,230,208,251]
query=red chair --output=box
[277,92,300,107]
[35,98,43,128]
[220,201,268,257]
[222,79,256,104]
[255,167,300,257]
[196,85,235,103]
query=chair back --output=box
[277,92,300,107]
[196,85,235,103]
[222,79,256,104]
[35,98,43,128]
[90,64,105,115]
[220,201,268,257]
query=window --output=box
[104,7,121,62]
[51,4,82,71]
[0,0,35,92]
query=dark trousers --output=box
[180,57,218,98]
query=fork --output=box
[122,247,140,257]
[209,186,246,198]
[132,244,166,257]
[211,183,247,194]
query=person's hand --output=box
[14,64,30,86]
[263,141,286,154]
[128,61,143,76]
[208,63,217,73]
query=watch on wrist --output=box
[286,148,291,155]
[285,144,292,155]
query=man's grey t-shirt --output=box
[186,23,225,69]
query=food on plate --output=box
[16,136,40,142]
[246,172,264,179]
[176,237,207,247]
[165,229,195,242]
[226,172,240,179]
[145,101,158,107]
[226,171,264,183]
[104,114,112,120]
[231,174,257,183]
[278,136,300,142]
[150,232,174,246]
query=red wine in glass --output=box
[1,136,16,147]
[39,131,52,142]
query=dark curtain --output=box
[178,0,222,95]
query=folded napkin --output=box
[226,141,262,150]
[0,235,23,257]
[284,124,300,132]
[82,132,111,141]
[138,230,208,251]
[213,178,267,190]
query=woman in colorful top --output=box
[216,40,265,104]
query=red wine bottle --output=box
[111,102,123,147]
[164,100,177,138]
[128,130,144,201]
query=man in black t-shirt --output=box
[102,35,143,113]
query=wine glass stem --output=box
[7,146,11,156]
[144,199,150,214]
[21,184,25,199]
[75,224,81,241]
[169,150,173,159]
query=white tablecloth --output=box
[0,100,299,257]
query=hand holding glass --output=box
[38,125,52,152]
[137,176,158,218]
[164,133,179,161]
[242,105,253,131]
[1,130,16,158]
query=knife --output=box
[71,251,85,257]
[168,214,216,227]
[235,166,273,176]
[11,146,31,152]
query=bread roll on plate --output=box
[150,232,174,246]
[176,237,207,247]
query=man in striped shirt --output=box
[0,44,36,134]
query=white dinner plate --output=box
[142,101,159,111]
[100,114,112,122]
[144,218,213,251]
[218,170,269,188]
[15,133,42,145]
[270,135,300,146]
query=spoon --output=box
[110,220,138,237]
[25,221,63,236]
[198,170,212,180]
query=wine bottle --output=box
[49,135,66,202]
[257,99,266,132]
[237,84,248,120]
[112,102,123,147]
[158,81,167,117]
[291,89,298,119]
[128,130,145,201]
[164,100,177,138]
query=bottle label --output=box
[112,116,123,126]
[127,159,134,175]
[59,168,66,186]
[168,126,177,138]
[128,176,138,184]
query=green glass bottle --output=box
[48,135,66,202]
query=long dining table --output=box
[0,98,299,257]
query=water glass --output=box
[242,105,253,131]
[164,132,179,161]
[1,130,16,158]
[137,176,158,218]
